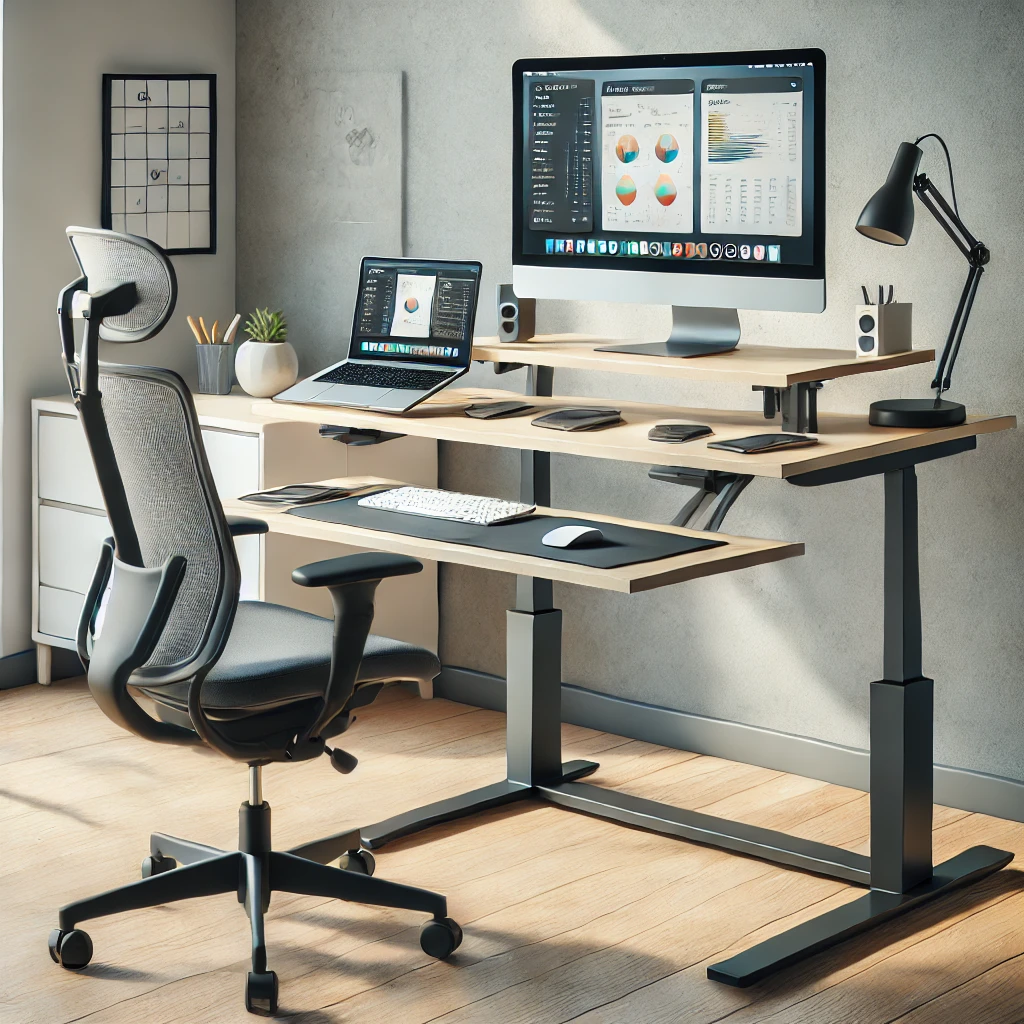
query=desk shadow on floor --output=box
[0,787,101,827]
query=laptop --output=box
[274,256,483,413]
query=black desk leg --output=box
[360,361,599,850]
[359,589,599,850]
[521,364,552,506]
[707,466,1012,987]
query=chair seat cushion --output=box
[137,601,439,713]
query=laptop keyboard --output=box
[315,362,454,391]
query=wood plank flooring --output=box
[2,680,1022,1023]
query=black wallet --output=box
[648,423,713,443]
[465,401,539,420]
[707,433,818,454]
[532,407,623,431]
[240,484,358,507]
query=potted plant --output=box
[234,308,300,398]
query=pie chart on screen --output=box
[655,134,679,162]
[615,135,639,163]
[654,174,677,206]
[404,297,419,313]
[615,175,637,206]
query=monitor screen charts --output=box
[512,49,825,319]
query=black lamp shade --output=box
[856,141,923,245]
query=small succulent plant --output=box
[244,308,288,343]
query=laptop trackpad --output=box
[319,384,392,407]
[372,389,426,411]
[274,378,333,403]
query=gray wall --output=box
[237,0,1024,783]
[2,0,236,657]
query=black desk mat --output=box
[287,496,725,569]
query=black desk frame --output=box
[359,367,1012,987]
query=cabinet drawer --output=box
[38,414,104,508]
[38,585,85,641]
[202,429,261,499]
[39,505,110,592]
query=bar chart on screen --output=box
[700,76,802,236]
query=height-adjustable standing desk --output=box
[247,337,1015,987]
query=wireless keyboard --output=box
[315,362,454,391]
[358,487,536,526]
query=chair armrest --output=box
[226,515,269,537]
[292,552,422,588]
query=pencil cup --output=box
[196,344,233,394]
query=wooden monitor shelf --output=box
[472,334,935,388]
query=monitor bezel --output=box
[511,47,826,283]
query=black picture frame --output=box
[101,73,217,255]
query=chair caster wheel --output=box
[245,970,278,1016]
[48,928,93,970]
[339,849,375,876]
[141,854,176,878]
[419,917,462,959]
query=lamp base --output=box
[868,398,966,428]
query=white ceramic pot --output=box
[234,339,299,398]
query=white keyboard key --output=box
[358,487,535,526]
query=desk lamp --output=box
[856,135,989,428]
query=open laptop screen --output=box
[349,257,482,368]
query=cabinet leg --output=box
[36,643,53,686]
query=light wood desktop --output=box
[254,387,1014,479]
[223,477,804,595]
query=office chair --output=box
[48,227,461,1015]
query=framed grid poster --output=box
[102,74,217,254]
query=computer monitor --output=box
[512,48,825,356]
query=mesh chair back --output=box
[99,365,238,671]
[67,227,176,342]
[64,228,237,676]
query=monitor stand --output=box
[596,306,740,359]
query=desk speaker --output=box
[497,284,536,342]
[855,303,912,358]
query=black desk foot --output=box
[360,760,599,850]
[537,779,871,884]
[707,845,1014,987]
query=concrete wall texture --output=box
[3,0,236,657]
[236,0,1024,783]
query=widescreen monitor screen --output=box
[513,48,825,282]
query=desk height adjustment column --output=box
[513,360,599,787]
[708,463,1013,988]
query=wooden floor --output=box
[3,680,1023,1024]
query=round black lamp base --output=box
[868,398,967,428]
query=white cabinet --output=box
[32,392,438,691]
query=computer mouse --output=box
[541,525,605,549]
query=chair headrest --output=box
[66,227,177,343]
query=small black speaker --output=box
[496,284,536,342]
